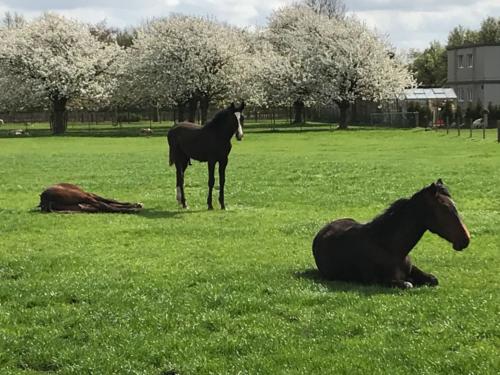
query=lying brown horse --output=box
[39,183,143,213]
[312,180,470,288]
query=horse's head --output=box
[229,102,245,141]
[422,179,470,251]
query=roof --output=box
[400,88,457,100]
[447,43,500,51]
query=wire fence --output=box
[1,107,499,141]
[430,117,500,142]
[370,112,419,128]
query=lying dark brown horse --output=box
[312,180,470,288]
[39,183,143,213]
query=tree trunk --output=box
[187,96,198,123]
[338,101,350,129]
[293,99,305,123]
[176,103,185,123]
[200,96,210,124]
[51,98,68,135]
[152,104,160,122]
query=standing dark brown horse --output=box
[312,180,470,288]
[167,102,245,209]
[39,183,143,213]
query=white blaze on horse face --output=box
[176,187,182,204]
[235,112,243,140]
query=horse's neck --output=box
[368,199,427,258]
[204,122,234,141]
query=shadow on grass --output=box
[295,268,408,296]
[137,207,227,219]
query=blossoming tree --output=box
[0,13,121,134]
[264,7,321,123]
[311,16,415,128]
[130,15,250,124]
[262,5,414,128]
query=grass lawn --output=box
[0,128,498,374]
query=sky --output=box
[1,0,499,51]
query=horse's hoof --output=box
[208,206,213,210]
[402,281,414,289]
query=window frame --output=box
[467,54,473,68]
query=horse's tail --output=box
[167,130,176,167]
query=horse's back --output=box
[40,183,89,205]
[168,122,202,137]
[167,122,227,162]
[313,218,367,280]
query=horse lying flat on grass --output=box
[39,183,143,213]
[167,102,245,210]
[312,180,470,288]
[9,129,29,136]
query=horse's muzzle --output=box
[453,237,470,251]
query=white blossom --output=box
[128,15,251,111]
[260,5,415,125]
[0,13,122,129]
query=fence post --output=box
[497,120,499,143]
[483,110,488,140]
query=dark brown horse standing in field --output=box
[39,183,143,213]
[167,102,245,209]
[313,180,470,288]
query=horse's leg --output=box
[47,203,84,213]
[90,195,142,210]
[388,280,414,289]
[175,159,189,209]
[218,157,228,209]
[181,159,190,208]
[89,193,131,205]
[83,197,123,212]
[409,265,439,286]
[207,160,216,210]
[175,163,183,208]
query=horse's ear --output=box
[427,182,438,195]
[237,101,245,112]
[436,178,444,185]
[229,102,235,111]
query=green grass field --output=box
[0,128,498,374]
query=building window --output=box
[458,55,464,68]
[458,88,464,102]
[467,54,473,68]
[467,88,473,102]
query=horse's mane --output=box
[366,183,451,229]
[367,198,413,229]
[203,108,231,130]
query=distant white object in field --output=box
[140,128,153,135]
[0,119,4,125]
[9,129,29,136]
[472,118,483,128]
